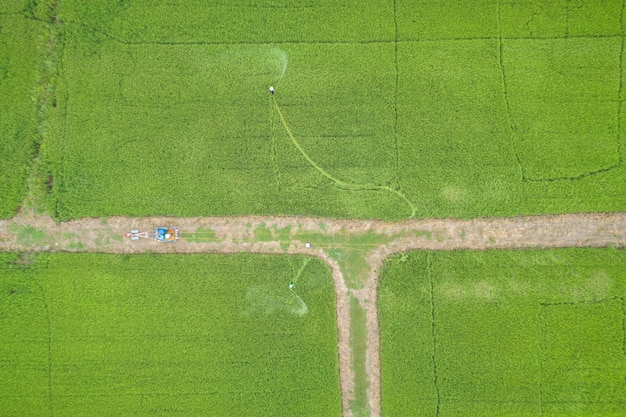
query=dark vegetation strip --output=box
[269,102,282,191]
[33,1,62,149]
[427,252,441,417]
[17,0,64,215]
[32,280,53,417]
[59,22,394,46]
[1,389,307,398]
[55,19,626,46]
[523,163,622,182]
[403,34,625,42]
[540,296,625,307]
[430,399,626,404]
[496,1,525,181]
[538,303,546,417]
[622,296,626,356]
[392,0,400,184]
[565,0,570,38]
[618,0,625,169]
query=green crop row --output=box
[379,248,626,416]
[0,253,341,416]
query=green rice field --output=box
[5,0,612,219]
[0,4,41,218]
[0,253,341,416]
[379,248,626,416]
[3,1,626,417]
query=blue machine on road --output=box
[126,227,179,243]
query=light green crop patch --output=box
[397,39,517,217]
[60,0,394,44]
[42,0,626,219]
[397,1,497,40]
[499,0,622,38]
[46,33,404,219]
[0,253,341,416]
[503,37,622,180]
[541,299,626,415]
[379,248,626,417]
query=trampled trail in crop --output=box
[1,211,626,417]
[287,258,312,315]
[270,92,418,218]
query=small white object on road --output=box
[305,242,311,248]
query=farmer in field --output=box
[269,86,275,94]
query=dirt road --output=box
[1,211,625,417]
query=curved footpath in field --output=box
[1,211,626,417]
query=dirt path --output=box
[1,211,626,417]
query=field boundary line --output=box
[426,251,441,417]
[31,280,54,417]
[392,0,401,184]
[538,305,546,417]
[540,296,625,307]
[622,297,626,355]
[497,0,525,181]
[565,0,570,37]
[56,20,626,46]
[618,0,625,171]
[268,102,282,190]
[404,34,626,42]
